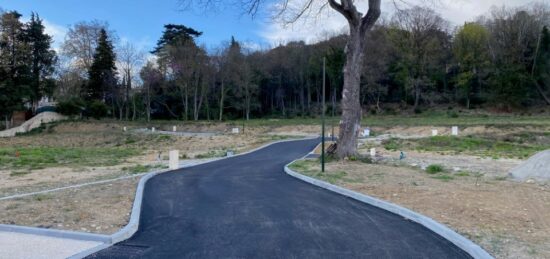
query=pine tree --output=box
[0,11,31,127]
[87,28,116,101]
[23,12,57,110]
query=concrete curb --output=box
[68,136,318,258]
[284,160,493,259]
[0,224,110,243]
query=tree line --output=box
[1,3,550,127]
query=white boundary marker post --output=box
[123,127,127,132]
[232,128,239,134]
[451,126,458,136]
[151,127,155,133]
[169,150,179,170]
[370,148,376,157]
[432,129,438,136]
[173,126,177,132]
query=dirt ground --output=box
[295,159,550,259]
[0,177,140,234]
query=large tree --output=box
[23,12,57,111]
[0,11,31,128]
[180,0,381,158]
[453,22,489,109]
[87,29,117,101]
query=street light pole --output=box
[321,57,326,173]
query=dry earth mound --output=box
[509,150,550,181]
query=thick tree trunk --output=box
[337,27,364,158]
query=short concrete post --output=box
[370,148,376,157]
[232,128,239,134]
[173,126,177,132]
[123,127,127,132]
[432,129,438,136]
[151,127,155,133]
[169,150,179,170]
[362,128,370,137]
[451,126,458,136]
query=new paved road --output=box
[88,138,471,258]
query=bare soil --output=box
[0,177,140,234]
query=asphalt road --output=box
[88,138,471,258]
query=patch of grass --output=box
[431,174,455,182]
[195,149,228,159]
[426,164,444,174]
[9,170,32,177]
[493,176,507,181]
[289,159,355,184]
[124,136,137,144]
[268,135,301,141]
[383,138,400,151]
[398,135,547,159]
[157,135,172,141]
[0,147,139,170]
[33,194,53,202]
[456,171,470,177]
[122,164,166,174]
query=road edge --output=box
[284,159,494,259]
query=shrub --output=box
[447,110,459,118]
[87,101,108,119]
[426,164,444,174]
[56,98,85,116]
[414,108,423,114]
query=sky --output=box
[0,0,536,53]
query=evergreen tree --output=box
[0,11,31,127]
[23,12,57,110]
[87,28,116,101]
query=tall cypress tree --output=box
[0,11,31,127]
[87,28,116,101]
[23,12,56,110]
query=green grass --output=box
[289,159,354,184]
[94,113,550,128]
[0,147,139,170]
[122,164,167,174]
[195,149,229,159]
[426,164,444,174]
[386,135,548,159]
[33,194,53,201]
[9,170,32,177]
[431,174,455,182]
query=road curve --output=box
[88,138,471,258]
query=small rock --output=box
[411,163,418,167]
[453,167,461,172]
[81,228,88,231]
[526,179,536,184]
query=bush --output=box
[56,98,85,116]
[414,107,423,114]
[426,164,444,174]
[87,101,108,119]
[447,110,459,118]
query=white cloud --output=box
[42,19,67,51]
[260,0,535,45]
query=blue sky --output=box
[0,0,530,53]
[0,0,274,51]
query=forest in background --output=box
[1,2,550,126]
